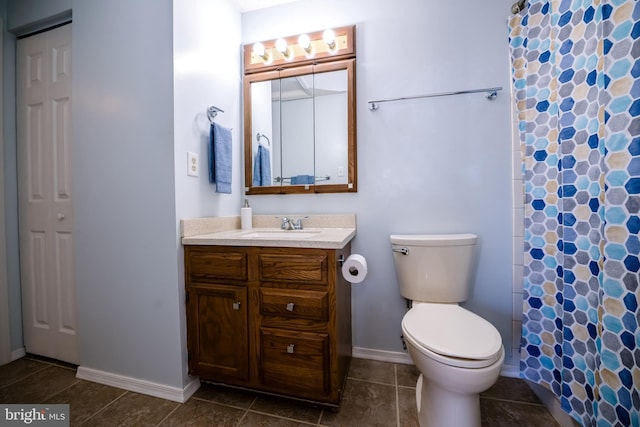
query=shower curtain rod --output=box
[367,86,503,111]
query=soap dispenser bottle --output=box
[241,199,252,230]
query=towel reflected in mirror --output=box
[252,145,272,186]
[290,175,315,185]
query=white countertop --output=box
[182,227,356,249]
[181,214,356,249]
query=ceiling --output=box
[234,0,301,12]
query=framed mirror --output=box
[243,26,357,195]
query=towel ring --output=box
[207,105,224,123]
[257,132,270,146]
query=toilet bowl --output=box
[389,234,504,427]
[402,303,504,427]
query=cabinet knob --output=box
[232,301,241,310]
[285,302,295,312]
[57,213,65,220]
[287,344,295,354]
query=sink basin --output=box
[239,230,321,239]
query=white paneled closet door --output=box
[17,23,78,364]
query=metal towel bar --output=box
[368,86,503,111]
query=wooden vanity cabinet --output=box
[184,244,352,408]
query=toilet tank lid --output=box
[390,233,477,246]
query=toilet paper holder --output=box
[338,255,359,274]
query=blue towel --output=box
[209,123,232,194]
[290,174,315,185]
[252,145,272,186]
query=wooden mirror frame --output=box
[243,26,357,195]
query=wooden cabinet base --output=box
[199,374,350,411]
[185,245,352,407]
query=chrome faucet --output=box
[279,216,309,230]
[290,216,308,230]
[280,217,293,230]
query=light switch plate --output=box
[187,152,199,177]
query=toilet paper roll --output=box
[341,254,368,283]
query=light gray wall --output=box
[0,0,9,364]
[241,0,516,367]
[173,0,242,383]
[173,0,242,220]
[72,0,186,387]
[1,0,21,355]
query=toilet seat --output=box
[402,303,502,369]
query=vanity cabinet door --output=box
[186,284,249,381]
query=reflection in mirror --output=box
[278,74,315,186]
[250,69,348,187]
[313,69,348,186]
[251,79,276,187]
[245,61,355,194]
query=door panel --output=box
[29,232,47,327]
[17,23,77,364]
[55,232,75,333]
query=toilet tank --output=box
[390,234,477,303]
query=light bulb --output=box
[323,29,336,50]
[252,42,269,61]
[275,38,291,59]
[298,34,311,52]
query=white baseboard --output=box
[71,351,519,404]
[499,363,520,378]
[353,346,413,364]
[76,366,200,403]
[11,347,26,361]
[353,346,521,378]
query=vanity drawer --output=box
[260,328,329,396]
[260,288,328,322]
[258,250,328,285]
[185,246,248,282]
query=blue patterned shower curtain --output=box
[509,1,639,426]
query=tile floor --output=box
[0,355,560,426]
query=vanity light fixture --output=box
[244,25,354,72]
[275,38,292,60]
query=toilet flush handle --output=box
[393,247,409,255]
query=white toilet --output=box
[390,234,504,427]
